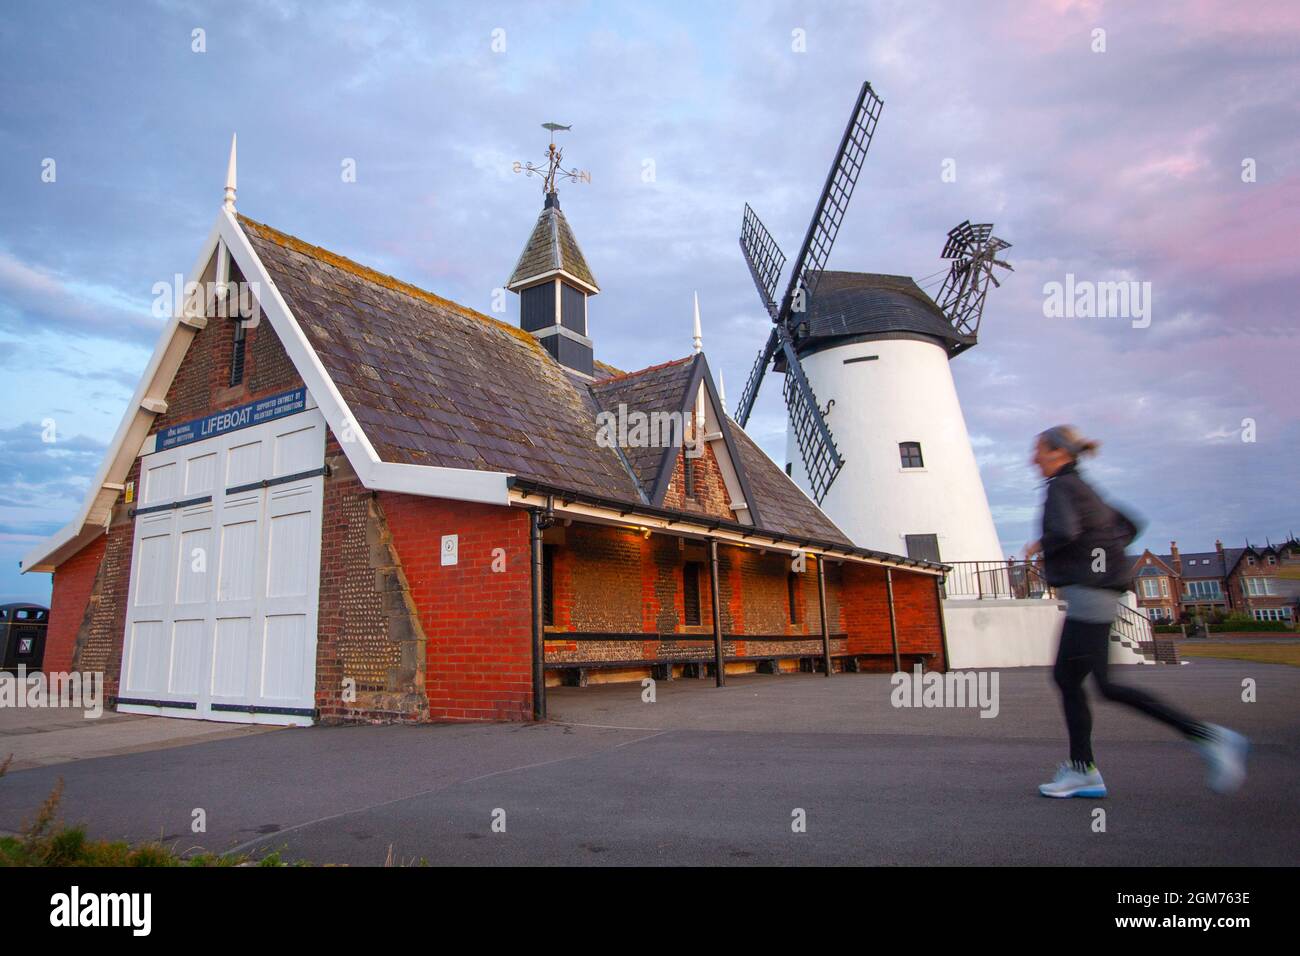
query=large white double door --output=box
[119,409,326,725]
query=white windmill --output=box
[732,82,1012,565]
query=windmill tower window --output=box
[899,441,924,468]
[787,572,799,624]
[683,446,696,499]
[683,561,702,626]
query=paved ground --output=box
[0,660,1295,865]
[0,705,274,771]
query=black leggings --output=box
[1053,617,1205,764]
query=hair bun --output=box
[1041,425,1100,458]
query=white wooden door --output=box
[119,407,326,725]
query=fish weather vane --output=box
[513,122,591,194]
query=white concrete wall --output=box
[944,597,1147,669]
[944,599,1066,669]
[786,337,1003,563]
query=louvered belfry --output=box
[507,190,600,376]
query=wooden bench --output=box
[551,651,833,684]
[548,651,938,685]
[549,657,713,687]
[835,652,935,673]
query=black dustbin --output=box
[1,603,49,672]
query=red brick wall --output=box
[538,524,937,670]
[315,440,429,723]
[44,534,107,675]
[1228,563,1295,619]
[840,563,945,670]
[61,516,135,701]
[151,306,303,435]
[662,440,734,521]
[381,493,533,721]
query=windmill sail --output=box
[776,326,842,503]
[740,203,786,321]
[733,81,884,503]
[734,327,779,427]
[780,82,883,323]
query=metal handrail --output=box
[942,559,1056,600]
[1111,601,1154,648]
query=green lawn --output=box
[1177,641,1300,667]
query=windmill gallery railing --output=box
[942,560,1163,661]
[942,559,1054,600]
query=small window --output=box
[230,322,247,386]
[784,462,793,477]
[899,442,924,469]
[683,562,702,626]
[1267,555,1277,565]
[542,545,556,626]
[787,573,799,624]
[683,447,696,499]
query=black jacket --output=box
[1040,463,1140,590]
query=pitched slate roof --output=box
[589,357,696,495]
[240,216,851,546]
[1165,551,1226,578]
[1221,547,1247,576]
[243,217,635,502]
[505,195,598,292]
[726,423,846,542]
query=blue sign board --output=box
[156,387,308,452]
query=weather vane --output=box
[513,122,591,194]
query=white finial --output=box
[692,291,703,353]
[223,133,238,211]
[719,371,727,413]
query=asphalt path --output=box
[1,661,1294,865]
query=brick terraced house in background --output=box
[1130,538,1300,626]
[21,148,948,726]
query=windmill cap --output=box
[783,271,974,360]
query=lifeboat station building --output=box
[22,163,948,726]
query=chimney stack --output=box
[1170,540,1181,574]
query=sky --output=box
[1,0,1297,604]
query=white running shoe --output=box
[1194,724,1249,793]
[1039,762,1107,798]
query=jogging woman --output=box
[1026,425,1248,797]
